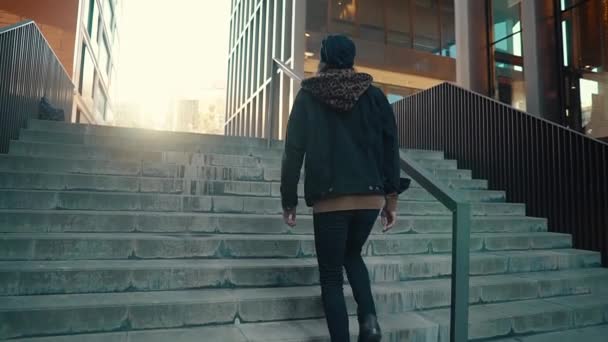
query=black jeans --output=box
[313,209,379,342]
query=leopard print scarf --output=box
[301,69,373,112]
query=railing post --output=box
[450,202,471,342]
[267,62,278,149]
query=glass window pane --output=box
[562,19,570,66]
[387,94,404,104]
[584,76,608,139]
[89,0,99,42]
[79,45,95,101]
[386,0,411,47]
[494,31,523,57]
[494,61,526,111]
[83,0,91,30]
[492,0,521,43]
[306,0,328,33]
[112,21,118,43]
[359,0,384,42]
[561,0,588,10]
[386,84,418,97]
[99,35,111,74]
[330,0,356,35]
[414,0,440,52]
[580,78,599,128]
[440,0,455,57]
[104,0,114,25]
[94,80,107,118]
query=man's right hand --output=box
[381,208,396,232]
[283,208,297,227]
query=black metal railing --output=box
[394,82,608,265]
[0,20,74,153]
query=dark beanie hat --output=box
[320,35,356,69]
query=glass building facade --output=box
[489,0,525,111]
[74,0,121,124]
[483,0,608,140]
[225,0,457,138]
[304,0,456,103]
[225,0,303,138]
[558,0,608,140]
[226,0,608,141]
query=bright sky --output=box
[116,0,231,118]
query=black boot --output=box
[358,314,381,342]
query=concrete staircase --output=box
[1,120,607,342]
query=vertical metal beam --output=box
[291,0,306,95]
[521,0,562,123]
[270,0,280,141]
[267,62,278,148]
[278,0,289,139]
[454,0,490,95]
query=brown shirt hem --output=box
[313,194,399,214]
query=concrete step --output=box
[0,154,183,178]
[419,178,487,190]
[0,185,519,216]
[22,123,447,160]
[0,249,600,296]
[0,153,471,182]
[0,232,571,261]
[0,171,192,194]
[421,292,608,341]
[2,313,437,342]
[18,130,453,167]
[14,137,285,168]
[9,140,274,163]
[403,168,472,180]
[0,172,490,197]
[0,211,548,234]
[0,174,497,201]
[22,123,282,151]
[9,325,254,342]
[492,324,608,342]
[0,189,508,213]
[10,141,458,179]
[10,140,452,171]
[0,154,282,181]
[3,269,607,339]
[8,295,608,342]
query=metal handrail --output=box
[273,58,303,82]
[267,58,303,148]
[269,59,471,341]
[445,81,608,147]
[0,19,36,34]
[400,150,470,342]
[394,82,608,268]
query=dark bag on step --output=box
[38,97,65,121]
